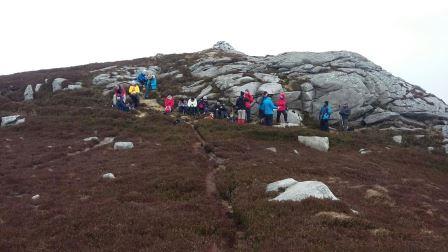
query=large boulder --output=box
[298,136,329,152]
[257,83,283,95]
[363,111,400,125]
[213,41,235,51]
[268,180,339,202]
[52,78,66,92]
[1,115,25,127]
[24,84,33,101]
[227,82,260,98]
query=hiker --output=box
[213,101,228,119]
[198,96,209,114]
[235,91,247,125]
[136,71,149,92]
[339,103,351,131]
[187,97,198,116]
[150,74,158,91]
[164,95,175,114]
[261,94,277,126]
[178,98,188,114]
[276,92,288,124]
[258,91,268,124]
[128,81,141,109]
[112,84,127,106]
[244,89,254,123]
[115,93,130,112]
[319,101,332,131]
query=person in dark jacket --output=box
[213,102,228,119]
[235,92,247,124]
[319,101,332,131]
[339,103,351,131]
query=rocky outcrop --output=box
[87,41,448,129]
[24,84,33,101]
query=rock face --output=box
[267,179,339,202]
[298,136,330,152]
[87,42,448,129]
[24,84,34,101]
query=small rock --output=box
[293,149,299,155]
[427,147,435,152]
[392,135,402,144]
[31,194,40,201]
[83,137,99,142]
[114,142,134,150]
[269,180,338,202]
[266,147,277,153]
[35,83,43,92]
[315,211,351,221]
[359,148,371,155]
[415,135,425,139]
[351,209,359,215]
[66,84,82,90]
[102,173,115,179]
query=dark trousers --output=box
[188,107,198,116]
[320,119,329,131]
[265,115,273,126]
[246,109,251,122]
[276,110,288,123]
[130,94,139,108]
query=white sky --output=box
[0,0,447,102]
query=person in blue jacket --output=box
[261,94,277,126]
[150,74,157,91]
[319,101,332,131]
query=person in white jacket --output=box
[187,97,198,116]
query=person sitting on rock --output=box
[235,91,247,125]
[276,92,288,124]
[128,81,141,109]
[198,96,209,115]
[244,89,254,123]
[113,84,127,106]
[187,97,198,116]
[319,101,332,131]
[339,103,351,131]
[114,87,130,112]
[261,94,277,126]
[178,98,188,114]
[164,95,175,114]
[212,101,227,119]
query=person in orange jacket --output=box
[164,95,175,114]
[244,89,254,123]
[276,92,288,123]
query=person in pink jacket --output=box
[276,92,288,123]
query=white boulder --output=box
[24,84,34,101]
[102,173,116,179]
[66,84,82,90]
[257,83,283,95]
[266,178,298,192]
[114,142,134,150]
[1,115,25,127]
[392,135,403,144]
[298,136,329,152]
[35,83,43,92]
[52,78,66,92]
[31,194,40,201]
[270,180,339,202]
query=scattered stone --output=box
[102,173,116,179]
[392,135,403,144]
[35,84,43,92]
[269,180,338,202]
[114,142,134,150]
[66,84,82,90]
[83,137,99,142]
[315,211,352,221]
[52,78,66,92]
[293,149,299,155]
[370,228,391,236]
[298,136,329,152]
[31,194,40,201]
[415,135,425,139]
[359,148,371,155]
[1,115,25,127]
[427,147,435,152]
[351,209,359,215]
[266,147,277,153]
[24,84,34,101]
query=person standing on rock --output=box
[244,89,254,123]
[339,103,351,131]
[128,81,141,109]
[319,101,332,131]
[235,91,247,125]
[261,94,277,126]
[276,92,288,124]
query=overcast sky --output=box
[1,0,447,102]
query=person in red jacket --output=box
[164,95,175,114]
[244,89,254,123]
[276,92,288,123]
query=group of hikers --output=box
[112,71,352,130]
